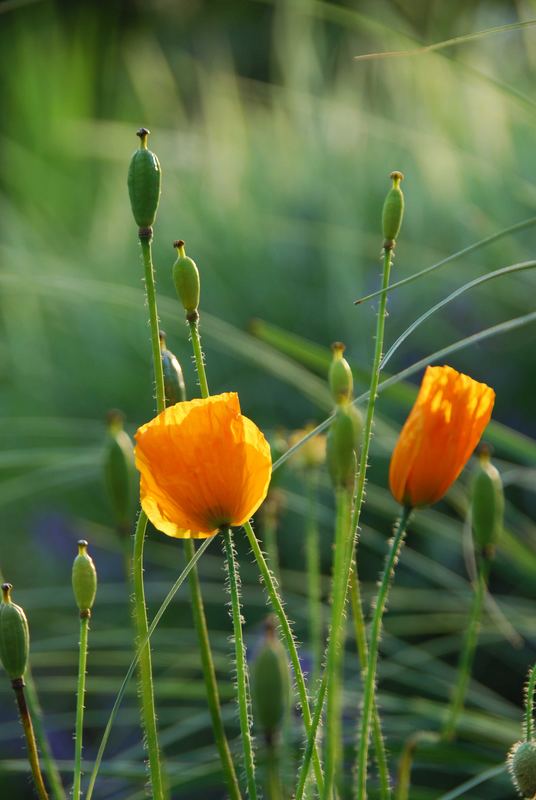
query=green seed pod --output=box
[127,128,162,230]
[160,331,186,406]
[172,240,200,317]
[329,342,353,405]
[0,584,29,681]
[508,740,536,798]
[72,540,97,614]
[382,170,404,247]
[252,617,291,742]
[327,404,363,489]
[471,447,504,561]
[104,411,136,532]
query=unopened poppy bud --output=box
[327,405,362,489]
[172,240,200,318]
[329,342,353,405]
[72,541,97,615]
[252,616,291,743]
[104,411,136,532]
[471,445,504,561]
[508,740,536,798]
[382,170,404,249]
[0,584,29,681]
[160,332,186,405]
[127,128,162,231]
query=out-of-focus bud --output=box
[508,740,536,799]
[382,170,404,249]
[471,445,504,561]
[104,411,137,534]
[0,584,29,681]
[172,240,200,318]
[329,342,353,406]
[72,540,97,615]
[288,424,326,472]
[160,331,186,406]
[127,128,162,232]
[252,616,291,744]
[327,405,362,489]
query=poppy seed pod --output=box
[327,405,362,489]
[127,128,162,230]
[471,446,504,561]
[160,332,186,406]
[0,584,29,681]
[329,342,353,405]
[172,240,200,317]
[508,740,536,798]
[252,617,291,742]
[382,170,404,248]
[104,411,136,531]
[72,541,97,615]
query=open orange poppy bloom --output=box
[135,392,272,538]
[389,365,495,508]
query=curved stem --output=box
[442,559,490,741]
[524,664,536,742]
[72,614,90,800]
[223,528,258,799]
[185,538,242,799]
[12,679,50,800]
[322,488,352,799]
[243,519,324,792]
[24,669,65,800]
[357,506,412,799]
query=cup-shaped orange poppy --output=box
[389,365,495,508]
[135,392,272,538]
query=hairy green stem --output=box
[189,319,210,399]
[223,528,258,799]
[524,664,536,741]
[24,670,65,800]
[442,559,490,740]
[306,470,322,683]
[72,614,90,800]
[140,236,166,414]
[357,506,412,799]
[243,519,324,792]
[322,488,352,799]
[295,671,327,800]
[12,679,50,800]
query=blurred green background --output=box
[1,0,536,797]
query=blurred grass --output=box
[1,0,536,797]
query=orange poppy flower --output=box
[135,392,272,538]
[389,365,495,508]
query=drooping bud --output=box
[127,128,162,232]
[327,405,363,489]
[160,331,186,406]
[382,170,404,249]
[508,740,536,799]
[0,583,29,681]
[252,616,291,743]
[104,411,137,533]
[329,342,353,405]
[72,540,97,615]
[172,240,200,318]
[471,445,504,561]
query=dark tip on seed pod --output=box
[160,332,187,406]
[72,540,97,614]
[471,445,504,562]
[0,583,30,680]
[252,615,291,744]
[329,342,353,406]
[508,740,536,798]
[382,170,405,247]
[172,240,200,317]
[128,128,161,229]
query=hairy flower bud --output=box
[160,332,186,406]
[508,740,536,798]
[104,411,136,533]
[327,405,362,489]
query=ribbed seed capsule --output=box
[382,170,404,248]
[329,342,353,405]
[471,447,504,560]
[127,128,162,230]
[0,584,29,680]
[160,331,186,406]
[104,411,136,532]
[252,617,291,743]
[327,405,362,489]
[172,240,200,317]
[72,541,97,615]
[508,740,536,798]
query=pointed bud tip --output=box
[331,341,346,357]
[173,239,185,249]
[77,540,89,555]
[390,170,404,183]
